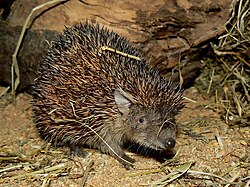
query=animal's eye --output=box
[138,117,145,124]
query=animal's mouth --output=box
[132,137,176,152]
[143,141,170,152]
[144,137,177,151]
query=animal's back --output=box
[32,22,145,143]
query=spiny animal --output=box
[31,22,184,168]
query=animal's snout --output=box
[165,138,176,148]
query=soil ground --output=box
[0,86,249,187]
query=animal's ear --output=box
[114,88,135,115]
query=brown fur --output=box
[31,22,184,168]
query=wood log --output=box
[0,22,58,90]
[0,0,233,90]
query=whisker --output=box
[157,118,171,137]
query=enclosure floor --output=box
[0,87,249,186]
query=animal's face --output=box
[126,106,177,151]
[114,88,177,151]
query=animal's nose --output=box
[165,138,176,148]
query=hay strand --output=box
[11,0,69,103]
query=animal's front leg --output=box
[95,138,135,169]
